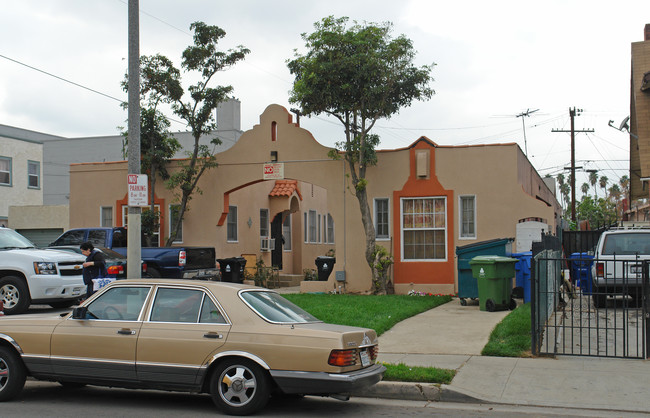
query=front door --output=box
[271,213,283,269]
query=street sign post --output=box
[127,174,148,207]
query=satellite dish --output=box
[619,116,630,132]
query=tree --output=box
[576,196,616,227]
[599,175,608,198]
[124,22,249,246]
[287,16,434,294]
[589,171,598,198]
[581,182,590,197]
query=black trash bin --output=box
[217,257,247,283]
[315,256,336,281]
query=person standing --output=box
[81,241,106,299]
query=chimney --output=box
[646,24,650,41]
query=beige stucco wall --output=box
[8,205,69,230]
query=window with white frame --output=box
[227,206,238,242]
[101,206,113,228]
[318,214,322,243]
[304,212,308,243]
[260,209,269,238]
[27,160,40,189]
[327,214,335,244]
[170,204,183,243]
[402,197,446,260]
[374,198,389,239]
[309,210,317,243]
[460,195,476,239]
[0,157,11,186]
[283,215,292,250]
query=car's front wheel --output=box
[0,346,27,401]
[210,358,270,415]
[0,276,30,315]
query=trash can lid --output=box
[469,255,518,265]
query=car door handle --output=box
[203,333,223,339]
[117,329,136,335]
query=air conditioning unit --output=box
[260,237,276,251]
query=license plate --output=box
[72,288,82,296]
[360,349,371,367]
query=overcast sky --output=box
[1,1,647,193]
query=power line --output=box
[0,54,124,103]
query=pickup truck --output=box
[49,227,218,281]
[0,227,86,314]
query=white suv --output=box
[591,228,650,308]
[0,227,86,314]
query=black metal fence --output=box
[531,254,649,359]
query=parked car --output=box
[0,279,385,415]
[0,227,85,314]
[46,246,148,279]
[591,228,650,308]
[49,227,217,280]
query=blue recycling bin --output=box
[512,252,532,303]
[569,252,594,295]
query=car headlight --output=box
[34,262,58,275]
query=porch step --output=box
[272,273,303,289]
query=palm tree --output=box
[589,171,598,198]
[599,176,609,199]
[581,182,590,198]
[560,183,570,213]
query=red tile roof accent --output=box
[269,180,302,200]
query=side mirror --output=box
[71,306,88,319]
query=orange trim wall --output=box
[392,139,455,285]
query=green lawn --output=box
[481,303,532,357]
[282,293,452,336]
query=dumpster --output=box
[569,252,594,295]
[217,257,247,283]
[456,238,514,306]
[469,255,518,312]
[315,256,336,281]
[511,251,532,303]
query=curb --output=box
[351,381,489,404]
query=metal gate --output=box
[531,254,650,359]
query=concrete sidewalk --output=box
[354,298,650,414]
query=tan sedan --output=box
[0,279,385,415]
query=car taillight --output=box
[179,250,186,267]
[107,265,124,275]
[142,262,147,273]
[596,262,604,278]
[367,345,378,361]
[328,349,357,367]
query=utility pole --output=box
[127,0,141,279]
[552,107,594,224]
[516,108,538,156]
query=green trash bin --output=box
[469,256,518,312]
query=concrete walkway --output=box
[359,298,650,414]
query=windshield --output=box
[602,233,650,255]
[0,228,35,249]
[240,290,320,324]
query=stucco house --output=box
[69,104,560,294]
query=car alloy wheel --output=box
[0,276,30,314]
[0,347,27,401]
[210,358,270,415]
